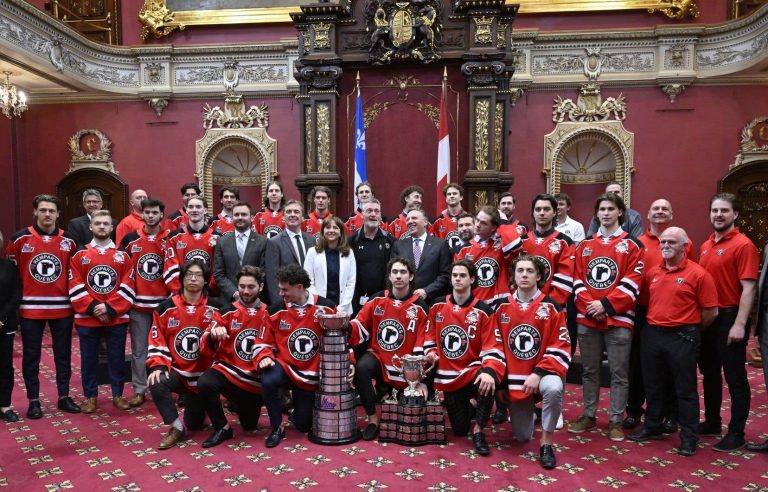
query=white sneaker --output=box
[556,413,564,430]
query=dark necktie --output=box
[413,237,421,269]
[295,234,306,265]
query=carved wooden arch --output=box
[195,128,278,203]
[719,158,768,251]
[543,120,635,206]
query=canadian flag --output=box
[436,71,450,216]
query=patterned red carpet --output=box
[1,334,767,491]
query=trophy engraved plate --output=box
[309,313,361,445]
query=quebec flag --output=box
[354,87,367,209]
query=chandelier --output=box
[0,71,28,119]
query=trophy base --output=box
[308,429,362,446]
[378,400,446,446]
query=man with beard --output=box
[697,192,759,452]
[168,182,201,229]
[69,210,135,414]
[498,192,528,236]
[430,183,466,252]
[254,181,286,239]
[348,198,395,317]
[198,265,268,448]
[388,185,424,240]
[147,259,215,449]
[210,186,239,235]
[345,181,385,234]
[303,186,333,239]
[121,198,180,408]
[213,201,267,306]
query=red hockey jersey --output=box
[344,209,364,235]
[424,296,505,392]
[168,208,188,229]
[495,292,571,401]
[302,211,332,240]
[429,210,464,252]
[349,292,429,389]
[455,231,522,305]
[200,301,269,393]
[520,229,575,306]
[69,244,135,327]
[147,294,217,390]
[167,224,219,268]
[121,228,179,312]
[6,225,76,319]
[252,295,336,391]
[387,213,410,240]
[253,208,284,239]
[210,212,235,235]
[573,231,644,330]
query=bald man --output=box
[116,189,148,245]
[629,227,718,457]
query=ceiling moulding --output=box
[0,0,767,104]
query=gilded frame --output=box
[139,0,698,29]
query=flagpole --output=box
[436,66,450,217]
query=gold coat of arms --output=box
[365,0,442,64]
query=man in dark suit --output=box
[213,201,267,306]
[265,200,316,306]
[67,189,116,246]
[746,242,768,452]
[392,208,451,304]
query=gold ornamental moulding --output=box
[138,0,698,39]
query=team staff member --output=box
[568,193,644,442]
[198,266,268,448]
[628,227,718,457]
[0,230,22,422]
[430,183,466,251]
[303,186,333,239]
[121,198,180,408]
[210,186,239,235]
[698,193,759,452]
[253,265,336,448]
[147,259,215,450]
[254,181,285,239]
[6,194,81,419]
[496,255,571,469]
[69,210,136,414]
[349,257,430,441]
[423,260,504,456]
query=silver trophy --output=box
[392,354,429,404]
[309,312,361,445]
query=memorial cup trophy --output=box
[309,312,361,445]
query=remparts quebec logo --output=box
[440,325,469,359]
[586,256,619,290]
[87,265,118,294]
[174,327,203,360]
[29,253,62,283]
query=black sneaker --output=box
[472,432,490,456]
[713,432,745,453]
[540,444,556,469]
[265,427,285,448]
[491,407,508,424]
[696,421,722,437]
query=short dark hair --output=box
[593,193,626,226]
[180,182,201,196]
[554,192,571,206]
[452,259,477,288]
[276,264,311,289]
[180,259,211,294]
[510,254,547,289]
[311,186,332,200]
[386,256,416,292]
[531,193,558,228]
[263,181,285,209]
[499,192,515,204]
[33,194,60,210]
[400,185,424,208]
[232,201,253,215]
[219,186,240,200]
[141,198,165,213]
[356,181,374,196]
[456,212,474,223]
[237,265,265,285]
[476,205,501,228]
[443,182,463,197]
[187,196,208,209]
[710,192,740,213]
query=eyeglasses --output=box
[184,272,204,279]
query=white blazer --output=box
[303,247,357,314]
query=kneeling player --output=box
[424,260,505,455]
[495,255,571,469]
[198,266,268,448]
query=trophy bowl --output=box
[392,354,427,399]
[316,312,351,332]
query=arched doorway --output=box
[719,160,768,252]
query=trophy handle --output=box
[391,354,403,372]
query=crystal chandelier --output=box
[0,71,28,119]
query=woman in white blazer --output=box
[303,216,357,314]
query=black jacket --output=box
[0,259,22,333]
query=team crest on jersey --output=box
[168,318,180,328]
[440,325,469,359]
[582,248,592,257]
[263,225,281,239]
[280,320,291,330]
[288,328,319,361]
[535,256,553,282]
[500,313,510,324]
[184,249,210,264]
[21,244,34,253]
[29,253,62,283]
[174,327,202,360]
[445,231,461,250]
[81,257,91,265]
[548,241,562,254]
[508,324,542,360]
[374,306,385,316]
[231,321,243,330]
[177,241,187,249]
[717,249,725,256]
[59,241,71,252]
[615,240,629,254]
[234,329,258,361]
[475,257,499,288]
[131,245,142,253]
[465,311,478,325]
[406,306,419,321]
[435,313,444,322]
[377,319,406,351]
[137,253,163,281]
[113,252,125,264]
[534,304,550,320]
[586,256,619,290]
[88,265,118,294]
[676,277,685,285]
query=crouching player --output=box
[424,260,505,456]
[495,255,571,469]
[198,265,269,448]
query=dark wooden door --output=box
[719,160,768,252]
[56,169,128,230]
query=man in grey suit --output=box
[392,208,451,304]
[67,189,116,246]
[213,201,267,305]
[265,199,316,306]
